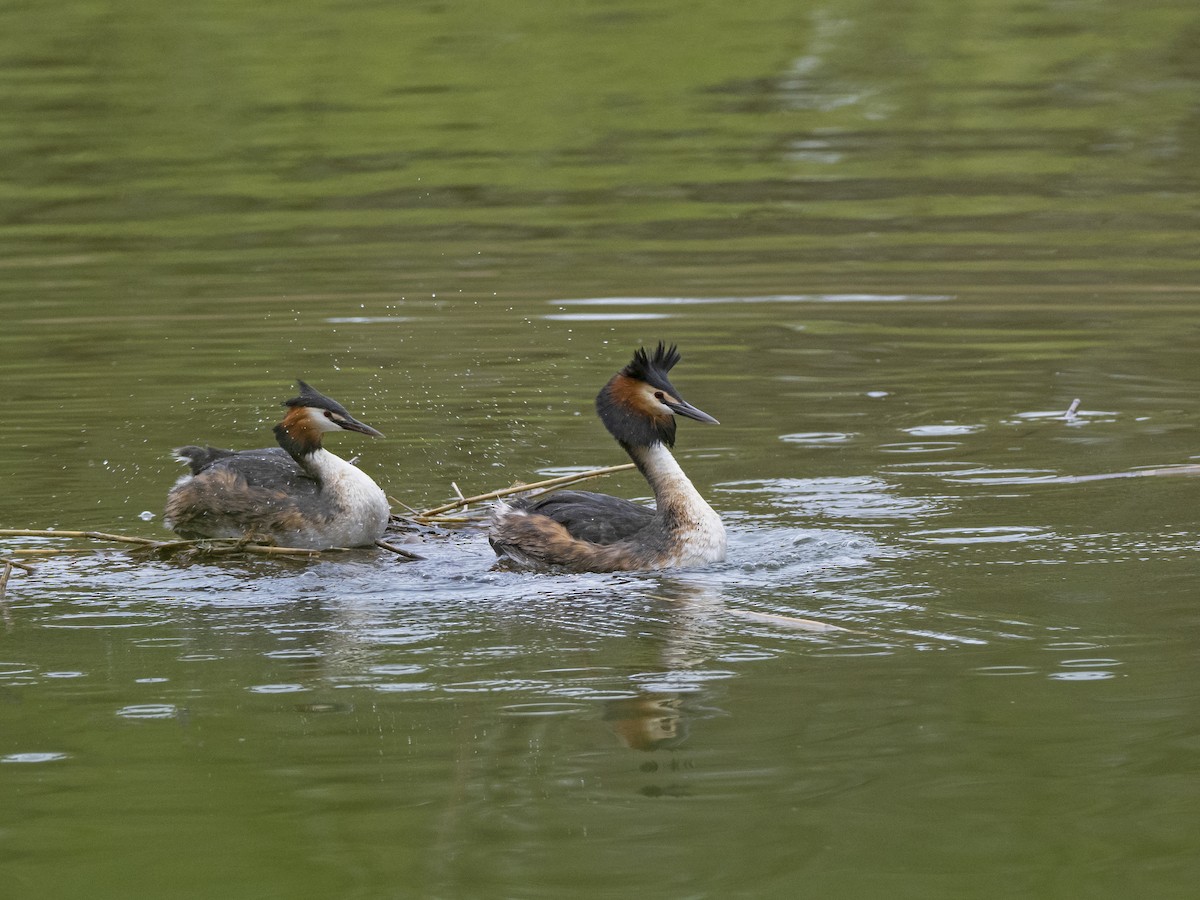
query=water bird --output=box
[489,343,726,572]
[164,381,390,549]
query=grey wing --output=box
[175,446,310,488]
[516,490,655,545]
[213,448,316,492]
[173,445,238,475]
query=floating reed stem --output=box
[5,547,101,557]
[375,539,425,561]
[0,528,168,547]
[0,557,36,599]
[0,528,380,563]
[1,557,36,574]
[414,462,636,519]
[172,543,323,559]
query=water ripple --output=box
[904,526,1049,545]
[499,702,588,717]
[116,704,178,720]
[902,424,984,437]
[721,476,942,521]
[372,682,434,693]
[264,649,325,660]
[2,752,69,764]
[543,312,671,322]
[248,684,308,694]
[972,666,1039,677]
[878,441,961,454]
[554,294,952,306]
[779,431,856,445]
[1004,408,1118,426]
[43,611,164,629]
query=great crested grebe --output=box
[489,343,726,572]
[164,381,390,549]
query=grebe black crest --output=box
[489,343,726,572]
[164,381,390,549]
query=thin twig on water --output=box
[0,528,168,547]
[414,463,636,519]
[1,528,328,561]
[5,547,101,557]
[0,558,35,600]
[389,497,422,515]
[179,543,323,559]
[375,539,425,561]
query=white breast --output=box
[304,449,390,547]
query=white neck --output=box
[648,441,720,525]
[636,443,697,507]
[299,446,353,483]
[634,443,726,564]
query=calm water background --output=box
[3,1,1200,897]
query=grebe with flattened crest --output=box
[164,381,390,549]
[489,343,726,572]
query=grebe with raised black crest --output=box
[489,343,725,572]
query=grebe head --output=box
[284,381,385,436]
[274,380,384,456]
[595,343,718,449]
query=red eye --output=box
[654,391,665,401]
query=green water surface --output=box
[2,1,1199,897]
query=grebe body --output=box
[164,382,389,549]
[490,344,725,572]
